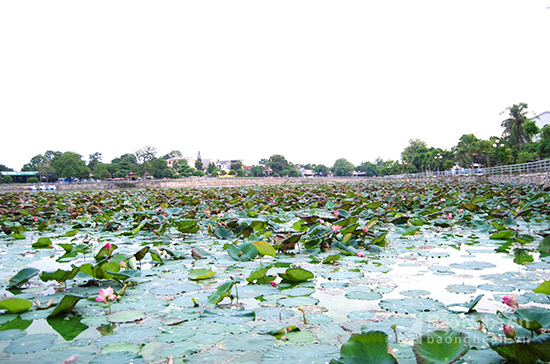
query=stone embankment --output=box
[1,172,549,193]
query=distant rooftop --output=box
[533,111,550,128]
[1,171,38,176]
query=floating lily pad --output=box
[345,290,383,301]
[450,261,496,270]
[400,289,431,297]
[262,343,340,364]
[4,333,58,354]
[446,284,476,294]
[331,331,397,364]
[413,330,470,364]
[380,298,446,314]
[107,309,146,323]
[0,298,32,314]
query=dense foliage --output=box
[0,181,549,363]
[2,104,548,182]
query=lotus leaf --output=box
[7,267,40,289]
[413,330,470,364]
[330,331,397,364]
[0,298,33,314]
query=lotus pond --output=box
[1,181,550,364]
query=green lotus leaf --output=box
[175,219,200,234]
[278,267,314,283]
[489,230,516,240]
[380,298,446,314]
[413,330,470,364]
[253,240,276,257]
[32,237,53,249]
[40,266,80,283]
[108,309,146,323]
[201,307,255,324]
[246,264,276,284]
[533,280,550,295]
[4,333,58,354]
[263,343,340,364]
[227,243,258,262]
[514,307,550,332]
[330,331,397,364]
[0,298,33,314]
[214,227,235,240]
[208,279,239,305]
[189,268,216,281]
[323,254,341,264]
[446,294,484,314]
[7,267,40,289]
[0,317,32,331]
[47,294,85,318]
[489,333,550,364]
[95,243,118,261]
[47,314,88,341]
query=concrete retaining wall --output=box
[1,172,549,193]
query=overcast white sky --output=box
[1,1,549,170]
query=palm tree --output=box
[501,103,531,150]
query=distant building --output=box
[166,157,196,169]
[216,160,243,172]
[1,171,38,183]
[533,111,550,129]
[299,168,315,177]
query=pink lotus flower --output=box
[502,295,518,309]
[119,261,126,269]
[331,225,342,233]
[104,242,112,250]
[270,281,278,287]
[458,209,464,214]
[503,324,516,339]
[95,286,117,304]
[33,216,38,221]
[356,251,365,257]
[333,210,339,216]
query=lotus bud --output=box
[503,324,516,339]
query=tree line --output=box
[1,103,549,183]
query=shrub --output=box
[27,177,39,183]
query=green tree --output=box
[249,165,265,177]
[401,139,427,166]
[230,160,244,171]
[161,150,183,160]
[93,163,112,180]
[282,167,300,177]
[314,164,330,176]
[52,152,90,180]
[332,158,354,176]
[539,125,550,158]
[356,161,379,176]
[22,151,60,181]
[174,159,194,177]
[110,154,139,179]
[136,146,157,179]
[207,162,218,176]
[453,134,480,168]
[88,152,102,170]
[501,103,531,150]
[195,152,204,171]
[148,158,174,178]
[0,164,13,172]
[266,154,291,176]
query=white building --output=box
[533,111,550,129]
